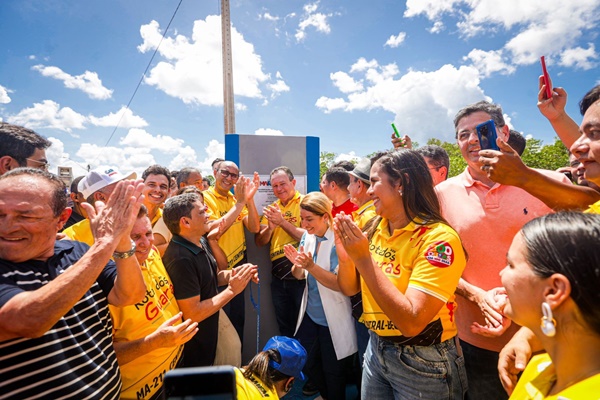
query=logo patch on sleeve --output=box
[425,241,454,268]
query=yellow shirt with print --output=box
[109,248,183,400]
[151,207,163,227]
[203,186,248,269]
[510,353,600,400]
[235,368,279,399]
[361,218,466,344]
[62,218,94,246]
[352,200,376,230]
[260,191,303,262]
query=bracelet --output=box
[113,239,136,259]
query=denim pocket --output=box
[397,347,448,379]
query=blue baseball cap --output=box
[263,336,307,379]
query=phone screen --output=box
[476,120,499,151]
[165,366,236,400]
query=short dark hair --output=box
[508,130,527,156]
[163,193,201,235]
[270,166,294,181]
[520,212,600,335]
[177,167,202,188]
[331,160,355,172]
[324,167,350,190]
[142,164,170,183]
[1,168,66,217]
[137,204,148,219]
[212,158,224,169]
[579,85,600,116]
[202,177,211,185]
[454,101,505,138]
[416,145,450,173]
[0,123,51,166]
[70,176,84,194]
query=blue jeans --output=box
[460,340,508,400]
[271,277,305,337]
[362,331,467,400]
[295,314,354,400]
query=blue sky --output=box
[1,0,599,177]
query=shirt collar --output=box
[171,234,204,255]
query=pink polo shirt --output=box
[435,167,569,352]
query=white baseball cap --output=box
[78,166,137,199]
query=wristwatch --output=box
[113,239,137,259]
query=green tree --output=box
[320,151,336,178]
[521,137,569,171]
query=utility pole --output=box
[221,0,235,134]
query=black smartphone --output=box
[476,119,499,151]
[164,366,236,400]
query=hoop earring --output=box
[541,302,556,337]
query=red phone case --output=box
[540,56,552,99]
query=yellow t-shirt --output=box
[203,187,249,269]
[585,199,600,214]
[110,248,183,400]
[151,207,163,227]
[510,353,600,399]
[260,191,303,262]
[62,218,94,246]
[352,200,377,230]
[235,368,279,399]
[361,218,466,344]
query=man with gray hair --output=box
[0,168,146,399]
[435,100,569,399]
[0,122,51,174]
[177,167,203,190]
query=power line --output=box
[99,0,184,152]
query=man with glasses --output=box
[202,161,260,342]
[0,123,51,175]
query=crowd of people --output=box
[1,78,600,400]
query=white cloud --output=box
[559,43,598,70]
[316,61,491,142]
[6,100,86,136]
[119,128,185,153]
[295,2,334,42]
[266,71,290,98]
[335,151,360,163]
[260,12,279,21]
[76,143,156,174]
[6,101,147,135]
[0,84,11,104]
[45,137,89,177]
[330,72,363,93]
[255,128,284,136]
[405,0,600,69]
[235,103,248,111]
[384,32,407,48]
[28,55,36,60]
[138,16,279,107]
[32,64,113,100]
[350,58,379,73]
[429,21,444,34]
[88,106,148,128]
[464,49,516,77]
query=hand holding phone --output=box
[540,56,552,99]
[391,123,400,138]
[476,119,499,151]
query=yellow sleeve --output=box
[408,227,466,302]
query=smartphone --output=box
[476,119,499,151]
[164,366,236,400]
[391,123,400,138]
[540,56,552,99]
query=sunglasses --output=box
[219,169,239,180]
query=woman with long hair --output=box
[335,149,468,399]
[236,336,307,399]
[502,212,600,398]
[283,191,357,400]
